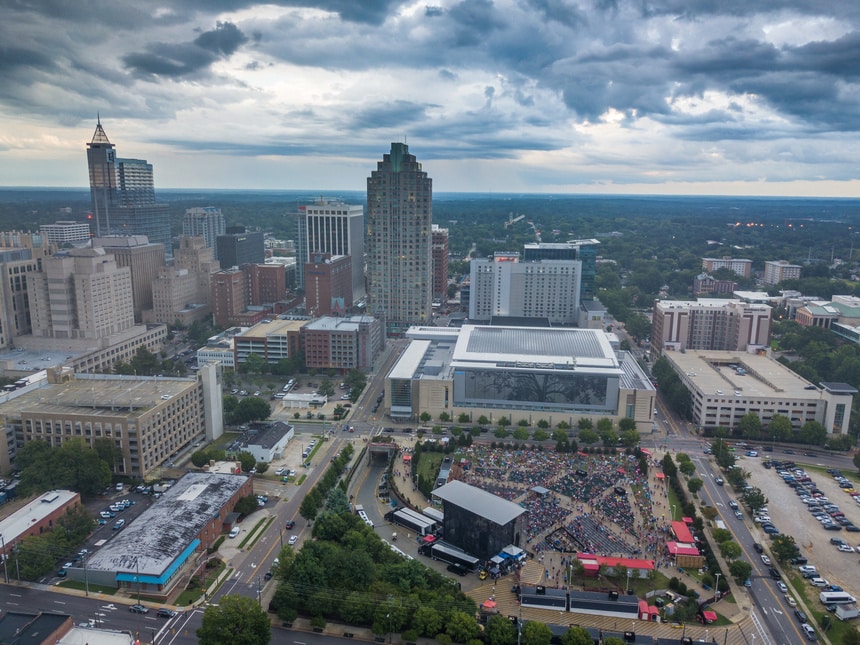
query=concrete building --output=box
[27,246,135,340]
[523,240,599,302]
[297,199,365,300]
[763,260,802,285]
[196,327,246,369]
[662,350,856,435]
[0,490,81,558]
[302,315,383,372]
[578,299,608,330]
[432,224,449,304]
[701,256,753,278]
[94,235,165,322]
[432,480,527,560]
[367,143,433,336]
[86,119,172,258]
[73,472,252,597]
[650,299,772,357]
[182,207,225,257]
[39,221,91,245]
[216,230,264,270]
[386,325,656,431]
[469,253,582,325]
[0,612,75,645]
[241,421,294,463]
[0,365,222,478]
[146,236,220,326]
[0,246,49,349]
[305,253,352,316]
[233,318,305,367]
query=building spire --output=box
[91,115,111,145]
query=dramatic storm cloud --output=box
[1,0,859,194]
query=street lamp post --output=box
[0,534,8,584]
[714,572,721,598]
[671,504,676,521]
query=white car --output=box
[776,581,788,593]
[760,554,771,565]
[288,535,298,546]
[810,578,829,587]
[787,597,797,607]
[275,467,286,475]
[837,544,855,553]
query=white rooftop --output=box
[0,490,79,543]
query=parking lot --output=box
[744,456,860,597]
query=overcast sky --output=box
[2,0,860,196]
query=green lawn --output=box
[58,580,118,595]
[786,571,853,644]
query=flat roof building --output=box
[386,325,656,431]
[0,365,222,478]
[75,472,251,597]
[302,314,383,372]
[241,421,294,463]
[0,490,81,557]
[233,318,306,366]
[701,256,752,278]
[663,350,856,435]
[763,260,802,285]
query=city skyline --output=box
[1,2,860,196]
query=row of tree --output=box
[15,439,116,497]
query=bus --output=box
[387,508,437,536]
[819,591,857,605]
[429,541,479,571]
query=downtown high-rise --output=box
[86,119,172,258]
[366,143,433,336]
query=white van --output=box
[798,565,817,574]
[229,526,241,538]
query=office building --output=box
[302,315,383,371]
[432,224,449,304]
[305,253,352,316]
[763,260,802,285]
[39,221,91,245]
[146,236,219,326]
[662,350,856,435]
[182,207,226,257]
[701,256,753,278]
[246,263,287,307]
[86,119,172,258]
[297,199,365,300]
[94,236,165,322]
[650,299,772,357]
[524,240,599,302]
[0,246,49,349]
[367,143,433,336]
[210,268,247,328]
[0,490,81,559]
[469,253,582,325]
[27,246,135,340]
[0,364,222,478]
[386,325,656,431]
[216,230,264,270]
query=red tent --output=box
[701,610,717,623]
[655,472,665,480]
[640,448,652,455]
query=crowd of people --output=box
[454,444,670,562]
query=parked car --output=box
[288,535,298,546]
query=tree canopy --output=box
[197,594,271,645]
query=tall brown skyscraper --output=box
[366,143,433,336]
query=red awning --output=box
[655,472,665,479]
[640,448,652,455]
[682,516,694,524]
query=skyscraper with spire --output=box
[86,118,173,258]
[366,142,433,336]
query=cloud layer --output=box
[1,0,860,194]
